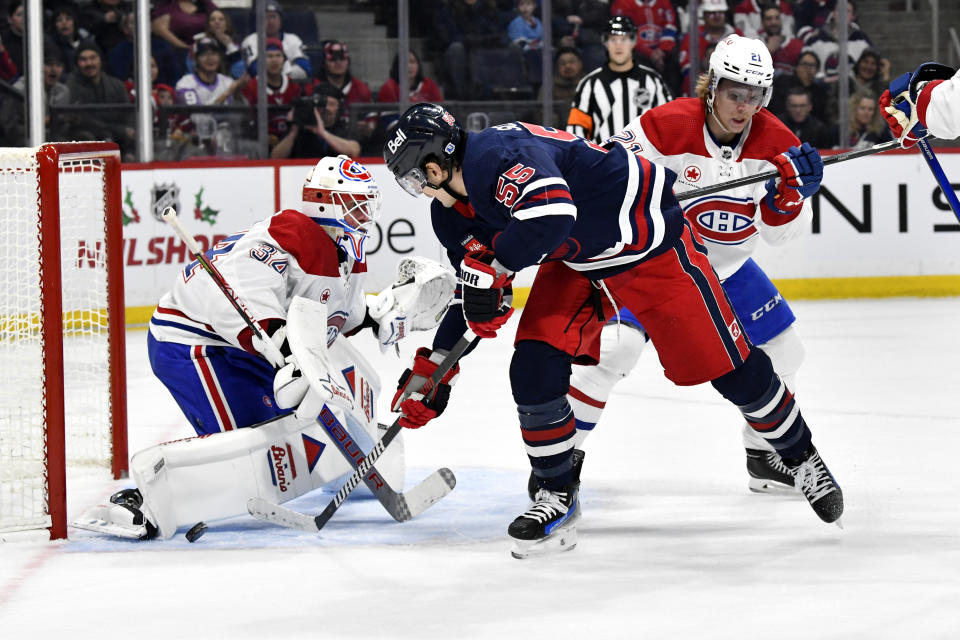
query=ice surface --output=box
[1,298,959,638]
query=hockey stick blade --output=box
[247,497,322,533]
[246,468,456,532]
[311,332,478,531]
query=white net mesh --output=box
[0,147,115,535]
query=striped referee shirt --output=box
[567,64,673,143]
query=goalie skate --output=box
[71,491,158,540]
[746,448,797,495]
[509,486,581,559]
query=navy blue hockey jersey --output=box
[435,122,687,279]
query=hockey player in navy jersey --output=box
[73,156,455,540]
[567,34,824,495]
[384,101,843,559]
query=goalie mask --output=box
[302,155,382,261]
[706,34,774,111]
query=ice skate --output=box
[746,448,796,495]
[526,448,585,501]
[71,489,158,540]
[509,485,581,559]
[784,446,843,525]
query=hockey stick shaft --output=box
[676,139,902,202]
[313,331,479,530]
[916,138,960,223]
[161,206,285,366]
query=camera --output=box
[292,94,325,126]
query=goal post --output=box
[0,142,128,540]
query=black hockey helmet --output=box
[603,15,637,41]
[383,102,466,197]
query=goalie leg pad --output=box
[131,405,403,539]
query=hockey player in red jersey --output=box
[384,100,843,559]
[567,34,824,496]
[879,62,960,146]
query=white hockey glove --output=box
[273,355,310,410]
[250,324,289,369]
[366,256,457,352]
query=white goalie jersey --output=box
[615,98,811,279]
[150,209,367,354]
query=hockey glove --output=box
[246,320,289,369]
[880,72,925,148]
[391,347,460,428]
[366,257,457,352]
[763,143,824,215]
[880,63,954,148]
[460,249,515,339]
[273,355,310,410]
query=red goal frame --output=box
[37,142,128,540]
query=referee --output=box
[567,16,673,143]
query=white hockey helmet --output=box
[707,34,774,109]
[302,155,382,236]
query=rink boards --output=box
[116,150,960,323]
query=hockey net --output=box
[0,143,127,540]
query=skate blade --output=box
[510,527,579,560]
[748,477,798,496]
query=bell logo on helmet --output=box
[387,128,407,154]
[444,142,456,155]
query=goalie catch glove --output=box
[460,249,515,339]
[391,347,460,428]
[763,142,823,216]
[366,256,457,352]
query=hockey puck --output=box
[185,521,207,543]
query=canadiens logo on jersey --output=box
[686,197,758,245]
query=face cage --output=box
[333,190,382,234]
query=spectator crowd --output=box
[0,0,895,160]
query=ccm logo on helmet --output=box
[387,129,407,154]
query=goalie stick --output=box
[248,331,479,533]
[161,206,456,523]
[676,139,902,202]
